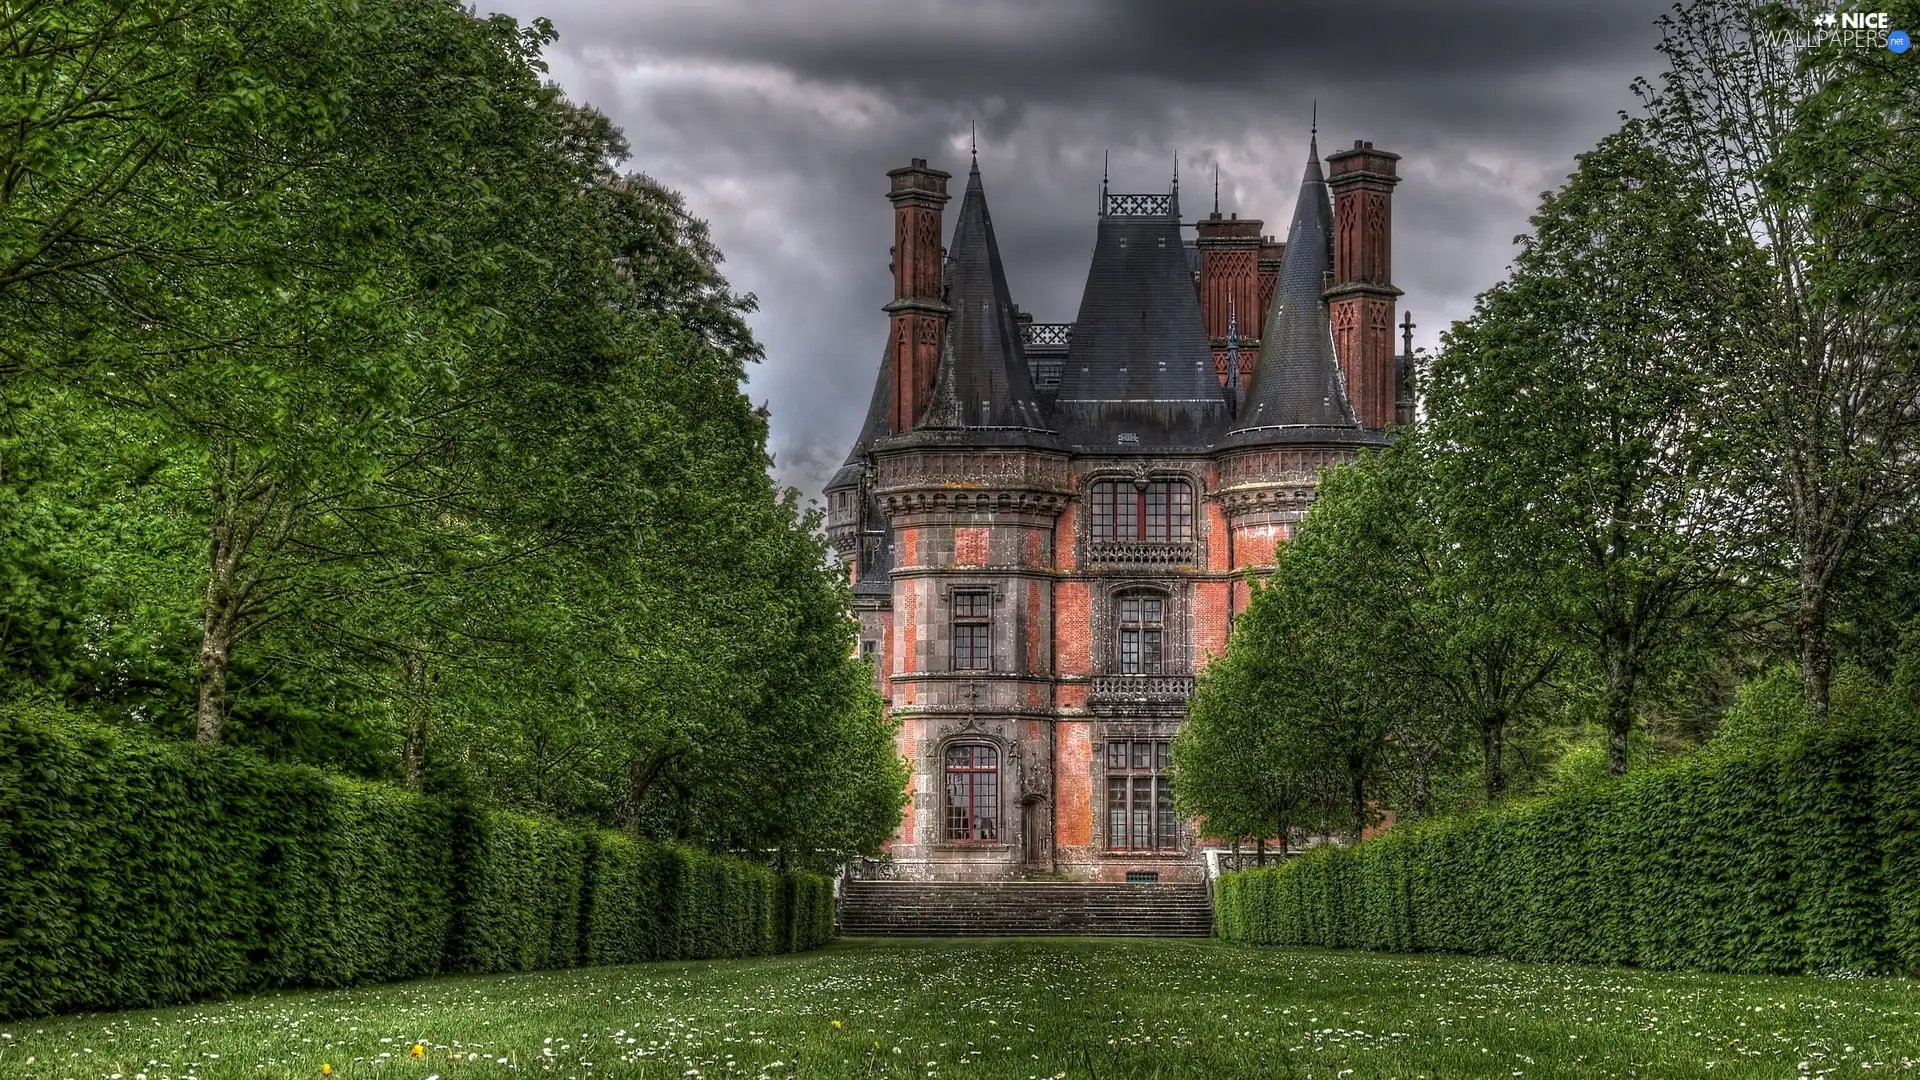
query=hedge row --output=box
[0,711,836,1018]
[1217,714,1920,976]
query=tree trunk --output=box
[621,749,680,832]
[1482,713,1506,804]
[1276,814,1290,859]
[1603,635,1638,777]
[1797,569,1833,722]
[195,460,244,744]
[1411,749,1432,818]
[1349,770,1367,842]
[1255,836,1267,866]
[400,648,431,792]
[195,602,235,743]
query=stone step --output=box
[838,880,1214,938]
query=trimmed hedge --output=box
[1216,713,1920,976]
[0,711,836,1019]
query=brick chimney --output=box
[1323,140,1402,430]
[1255,233,1285,365]
[1196,210,1263,391]
[884,157,951,432]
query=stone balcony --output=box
[1088,674,1196,716]
[1082,541,1199,568]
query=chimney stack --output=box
[884,157,952,432]
[1195,209,1263,392]
[1323,140,1402,430]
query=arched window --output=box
[1089,479,1193,543]
[944,744,999,842]
[1116,592,1165,675]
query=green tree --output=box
[1639,0,1920,716]
[1174,599,1342,858]
[2,0,905,863]
[1427,125,1762,775]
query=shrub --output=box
[1217,690,1919,977]
[0,708,836,1019]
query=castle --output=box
[825,131,1413,883]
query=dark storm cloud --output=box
[482,0,1674,498]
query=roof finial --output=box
[970,121,977,163]
[1401,310,1416,355]
[1212,164,1219,215]
[1100,149,1109,216]
[1172,149,1179,195]
[1309,99,1320,162]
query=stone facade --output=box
[826,135,1413,884]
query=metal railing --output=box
[1020,322,1072,348]
[1105,192,1175,217]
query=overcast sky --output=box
[482,0,1677,500]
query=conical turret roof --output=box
[825,338,893,492]
[920,159,1056,445]
[1220,137,1377,449]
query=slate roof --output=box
[1219,137,1381,451]
[1048,188,1229,452]
[920,160,1057,444]
[850,489,895,597]
[825,337,892,493]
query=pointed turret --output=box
[919,159,1055,442]
[824,338,896,594]
[1051,171,1228,452]
[1219,135,1379,449]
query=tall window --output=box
[1090,480,1193,543]
[945,744,999,842]
[1117,593,1165,674]
[951,590,991,671]
[1106,739,1176,851]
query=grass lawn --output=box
[2,938,1917,1080]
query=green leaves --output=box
[0,706,835,1018]
[1216,677,1918,976]
[3,0,900,865]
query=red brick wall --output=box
[954,526,988,567]
[1054,503,1078,571]
[1055,721,1092,848]
[1233,525,1280,570]
[1194,580,1230,666]
[1025,528,1048,568]
[1054,579,1091,676]
[1205,502,1231,571]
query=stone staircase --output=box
[837,880,1213,937]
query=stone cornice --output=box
[880,490,1072,517]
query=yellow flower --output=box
[320,1067,333,1077]
[410,1044,425,1059]
[830,1020,843,1029]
